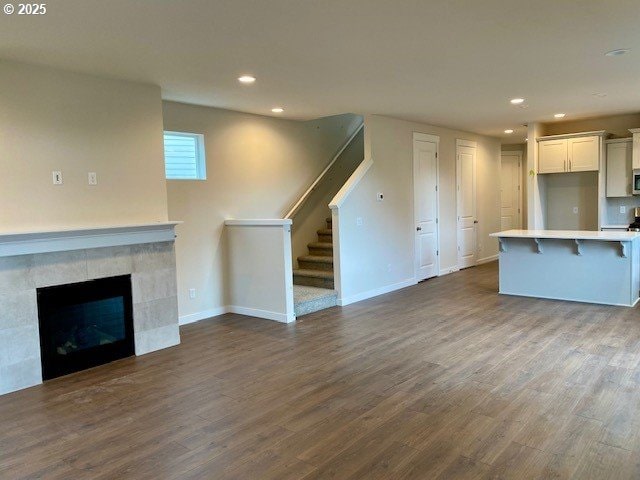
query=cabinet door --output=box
[633,132,640,169]
[606,141,632,197]
[538,139,567,174]
[568,135,599,172]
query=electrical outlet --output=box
[88,172,98,185]
[189,288,196,299]
[620,206,626,214]
[52,171,63,185]
[356,217,363,226]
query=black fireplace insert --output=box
[37,275,135,380]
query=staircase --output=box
[293,217,338,316]
[294,217,334,289]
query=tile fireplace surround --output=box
[0,223,181,395]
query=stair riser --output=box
[309,247,333,256]
[317,233,333,243]
[298,260,333,271]
[294,276,335,289]
[295,297,338,317]
[326,220,332,229]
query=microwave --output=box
[634,170,640,195]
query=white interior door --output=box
[457,140,477,269]
[500,152,522,230]
[413,134,439,281]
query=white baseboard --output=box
[338,278,416,306]
[477,254,499,265]
[227,305,295,323]
[439,266,460,276]
[179,305,295,326]
[179,306,228,326]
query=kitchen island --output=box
[490,229,640,307]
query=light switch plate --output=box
[88,172,97,185]
[573,207,579,214]
[52,171,63,185]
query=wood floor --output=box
[3,262,640,479]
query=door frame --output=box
[413,132,441,282]
[500,150,523,229]
[456,139,477,269]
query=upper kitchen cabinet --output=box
[568,135,600,172]
[630,128,640,169]
[606,138,632,197]
[538,139,567,173]
[537,131,605,174]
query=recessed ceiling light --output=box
[238,75,256,84]
[605,48,630,57]
[271,107,284,113]
[504,129,514,134]
[554,113,566,118]
[510,98,525,105]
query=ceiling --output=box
[1,0,639,141]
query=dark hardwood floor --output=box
[2,261,640,479]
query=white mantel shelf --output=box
[0,222,182,257]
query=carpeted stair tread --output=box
[317,228,332,235]
[307,242,333,249]
[293,269,334,279]
[293,285,338,317]
[298,255,333,264]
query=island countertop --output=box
[490,229,640,242]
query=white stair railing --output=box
[284,122,364,219]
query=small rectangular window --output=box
[163,131,206,180]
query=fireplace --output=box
[37,275,135,380]
[0,222,180,395]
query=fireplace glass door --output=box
[37,275,135,380]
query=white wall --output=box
[527,123,546,229]
[542,113,640,138]
[163,102,360,321]
[225,222,294,323]
[336,114,501,304]
[290,128,363,266]
[545,172,599,230]
[0,60,168,230]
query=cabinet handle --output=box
[569,159,572,171]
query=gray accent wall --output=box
[545,172,599,231]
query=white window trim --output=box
[163,131,207,180]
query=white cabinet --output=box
[538,139,567,173]
[537,132,603,174]
[606,139,633,197]
[630,128,640,169]
[569,135,600,172]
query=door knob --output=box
[474,220,479,224]
[416,227,422,231]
